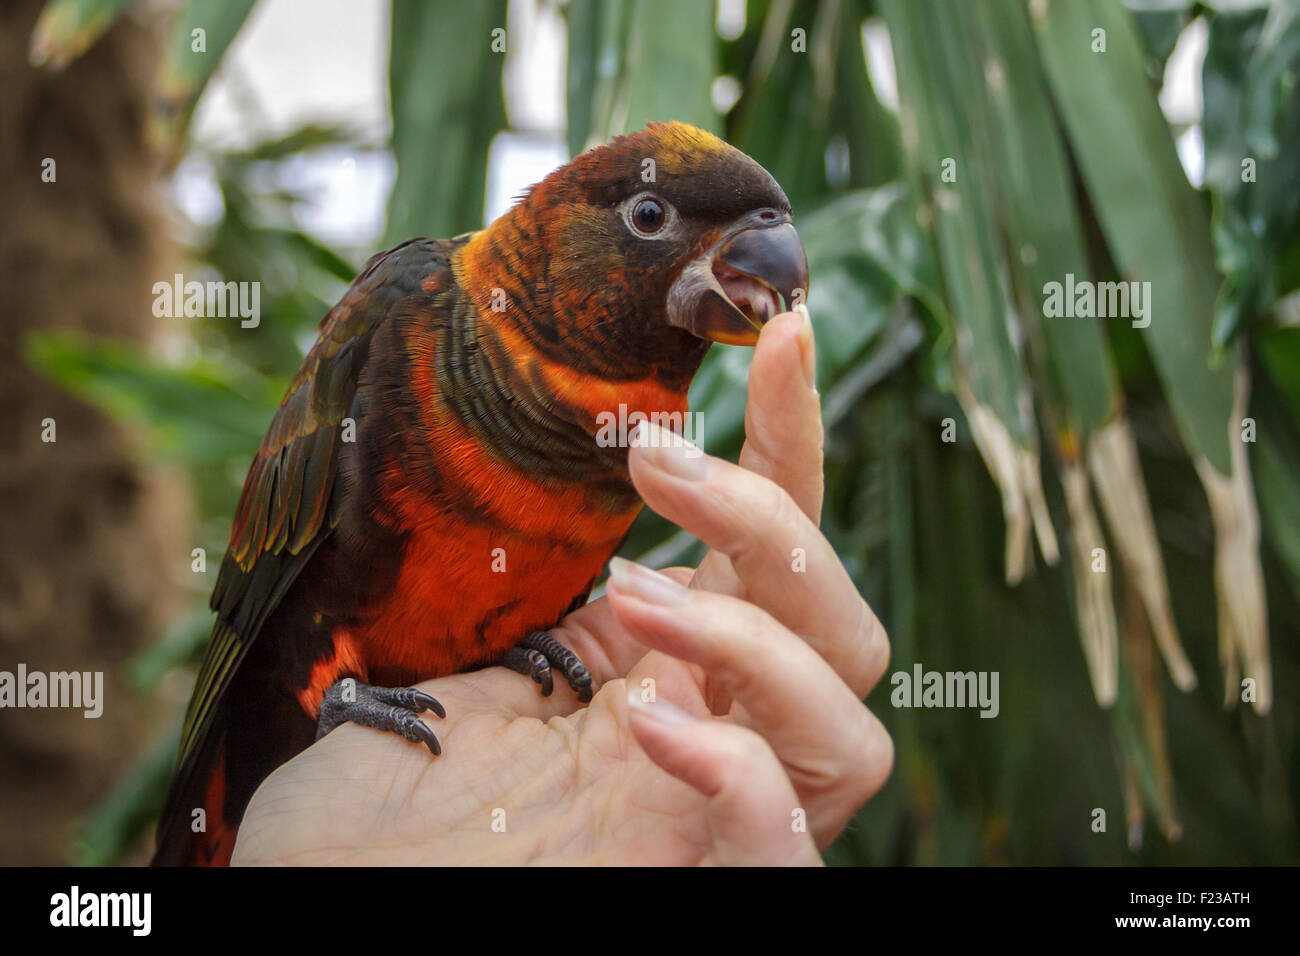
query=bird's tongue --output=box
[712,261,782,327]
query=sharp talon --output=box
[414,692,446,719]
[507,631,597,702]
[564,659,592,702]
[409,719,442,756]
[574,673,592,703]
[316,679,446,756]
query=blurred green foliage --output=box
[25,0,1300,864]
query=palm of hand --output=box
[234,585,804,866]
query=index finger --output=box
[738,307,824,522]
[693,307,823,594]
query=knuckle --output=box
[848,712,894,798]
[714,468,797,540]
[769,482,804,534]
[731,728,777,777]
[715,637,760,702]
[851,602,890,691]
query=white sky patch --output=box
[171,155,224,229]
[862,19,898,112]
[711,75,743,114]
[488,0,568,225]
[281,147,395,245]
[504,0,567,132]
[716,0,747,42]
[191,0,391,149]
[1161,16,1209,187]
[1175,125,1206,188]
[183,0,567,242]
[1160,16,1208,126]
[484,132,568,225]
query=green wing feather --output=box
[161,239,454,816]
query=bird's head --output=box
[461,122,809,382]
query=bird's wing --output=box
[161,238,455,825]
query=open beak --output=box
[666,209,809,346]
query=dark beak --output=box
[667,210,809,346]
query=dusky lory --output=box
[153,121,808,865]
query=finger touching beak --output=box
[667,210,810,346]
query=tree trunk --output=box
[0,0,190,865]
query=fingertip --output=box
[626,688,697,725]
[795,304,816,388]
[628,709,821,865]
[755,310,805,355]
[625,691,722,798]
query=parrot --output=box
[152,121,809,865]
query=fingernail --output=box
[608,556,690,605]
[631,420,708,480]
[795,304,816,389]
[626,688,695,724]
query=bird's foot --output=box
[502,631,594,703]
[316,680,446,755]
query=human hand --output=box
[233,309,892,865]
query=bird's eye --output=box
[630,196,668,236]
